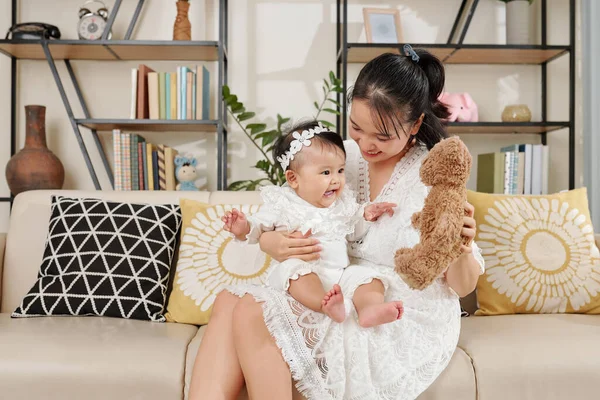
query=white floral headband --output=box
[277,123,332,171]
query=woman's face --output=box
[348,99,420,165]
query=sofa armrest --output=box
[0,233,5,303]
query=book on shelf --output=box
[112,129,179,191]
[131,64,212,121]
[476,144,549,195]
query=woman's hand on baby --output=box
[364,202,397,222]
[259,230,321,263]
[460,201,477,253]
[221,209,250,239]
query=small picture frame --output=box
[363,8,403,44]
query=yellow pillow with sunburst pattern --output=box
[468,188,600,315]
[165,199,275,325]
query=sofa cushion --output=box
[1,190,211,314]
[0,313,198,400]
[165,199,275,325]
[12,196,182,321]
[467,188,600,315]
[459,314,600,400]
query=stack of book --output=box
[476,144,549,195]
[112,130,179,191]
[131,64,211,120]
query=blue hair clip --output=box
[403,44,419,63]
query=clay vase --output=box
[173,1,192,41]
[5,105,65,196]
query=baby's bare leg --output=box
[288,274,345,322]
[353,279,403,328]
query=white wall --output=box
[0,0,582,232]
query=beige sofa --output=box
[1,190,599,400]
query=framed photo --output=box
[363,8,403,44]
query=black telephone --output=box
[5,23,61,40]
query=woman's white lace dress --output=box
[227,140,485,400]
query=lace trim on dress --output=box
[358,145,427,204]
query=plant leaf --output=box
[238,112,255,121]
[261,131,278,147]
[227,180,251,191]
[222,85,230,98]
[329,71,336,84]
[246,179,269,191]
[323,79,330,89]
[323,108,340,115]
[318,120,335,128]
[314,101,319,110]
[332,86,344,93]
[231,103,245,113]
[225,94,238,106]
[322,86,327,97]
[246,123,267,135]
[327,98,341,108]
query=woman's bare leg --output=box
[353,279,404,328]
[233,295,293,400]
[188,291,244,400]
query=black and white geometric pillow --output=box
[12,196,182,322]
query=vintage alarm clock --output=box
[77,0,112,40]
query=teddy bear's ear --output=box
[190,158,198,167]
[174,156,185,167]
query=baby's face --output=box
[291,144,346,208]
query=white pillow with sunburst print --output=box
[468,189,600,315]
[165,200,275,325]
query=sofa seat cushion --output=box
[459,314,600,400]
[184,327,476,400]
[0,313,198,400]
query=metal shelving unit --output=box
[336,0,576,189]
[1,0,230,200]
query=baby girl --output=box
[222,121,403,326]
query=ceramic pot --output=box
[502,104,532,122]
[506,0,531,45]
[173,0,192,41]
[5,105,65,196]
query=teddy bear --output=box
[439,92,479,122]
[175,154,200,191]
[394,136,472,290]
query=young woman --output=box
[188,46,484,400]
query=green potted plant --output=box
[499,0,534,44]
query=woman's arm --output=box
[446,250,481,298]
[446,201,482,297]
[259,230,322,263]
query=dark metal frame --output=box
[335,0,576,190]
[2,0,229,199]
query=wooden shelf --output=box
[448,122,569,134]
[0,40,223,61]
[345,44,455,63]
[446,45,568,64]
[344,43,570,65]
[76,119,221,132]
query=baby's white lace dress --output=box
[244,184,369,291]
[227,140,485,400]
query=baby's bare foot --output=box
[321,284,346,323]
[358,301,404,328]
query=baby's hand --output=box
[364,202,396,222]
[222,209,250,239]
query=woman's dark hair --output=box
[348,49,449,150]
[273,120,346,171]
